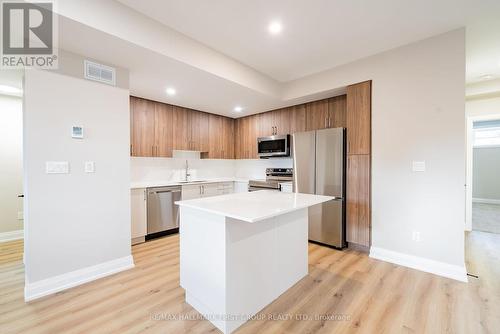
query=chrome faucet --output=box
[184,160,191,182]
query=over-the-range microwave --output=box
[257,134,290,158]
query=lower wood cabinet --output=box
[346,154,371,247]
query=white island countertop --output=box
[175,190,334,223]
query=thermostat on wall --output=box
[72,126,83,139]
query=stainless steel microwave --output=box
[257,134,290,158]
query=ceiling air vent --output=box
[84,60,116,86]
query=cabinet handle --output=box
[325,118,327,128]
[151,146,154,156]
[130,145,133,156]
[328,117,331,127]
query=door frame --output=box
[465,112,500,231]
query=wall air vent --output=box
[84,60,116,86]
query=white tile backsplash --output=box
[130,157,293,183]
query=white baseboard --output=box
[473,198,500,205]
[369,247,468,282]
[24,255,134,302]
[0,230,23,243]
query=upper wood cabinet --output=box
[305,95,346,131]
[206,114,234,159]
[130,97,156,157]
[234,115,259,159]
[288,104,306,134]
[154,102,173,157]
[189,109,209,152]
[306,99,330,131]
[329,95,347,128]
[222,117,235,159]
[347,81,371,155]
[131,96,232,158]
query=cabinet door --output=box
[172,106,190,151]
[329,95,347,128]
[289,105,306,134]
[305,99,330,131]
[346,154,371,247]
[131,188,147,240]
[189,110,209,152]
[258,111,274,137]
[234,118,243,159]
[130,97,155,157]
[248,115,259,158]
[208,114,223,158]
[274,109,291,135]
[347,81,371,154]
[201,183,219,198]
[222,117,234,159]
[154,102,173,157]
[181,185,202,200]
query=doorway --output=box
[0,70,24,261]
[470,119,500,233]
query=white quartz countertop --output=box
[175,190,334,223]
[130,178,249,189]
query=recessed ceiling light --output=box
[234,106,243,112]
[166,87,176,96]
[0,85,22,96]
[268,21,283,35]
[480,74,494,80]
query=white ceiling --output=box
[116,0,498,82]
[5,0,500,117]
[58,15,344,117]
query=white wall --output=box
[0,95,23,234]
[23,69,131,294]
[286,29,466,272]
[473,147,500,200]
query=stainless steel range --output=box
[248,168,293,192]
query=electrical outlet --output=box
[412,231,421,242]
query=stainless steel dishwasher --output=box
[147,186,181,237]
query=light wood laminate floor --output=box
[1,231,499,333]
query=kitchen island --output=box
[176,190,334,334]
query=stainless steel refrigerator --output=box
[292,128,346,248]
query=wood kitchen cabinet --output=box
[172,106,190,151]
[154,102,174,157]
[234,115,259,159]
[347,81,371,155]
[130,97,156,157]
[188,109,209,152]
[346,154,371,247]
[305,99,330,131]
[305,95,346,131]
[206,114,234,159]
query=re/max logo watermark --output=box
[1,0,58,68]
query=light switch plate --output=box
[85,161,95,173]
[46,161,69,174]
[412,161,426,172]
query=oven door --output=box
[257,135,290,158]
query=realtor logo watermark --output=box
[1,0,58,68]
